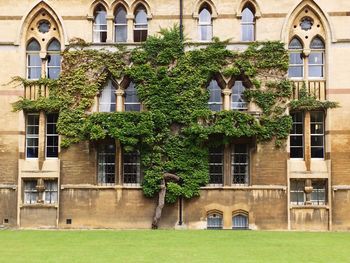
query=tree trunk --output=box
[151,173,179,229]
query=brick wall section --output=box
[332,190,350,231]
[330,135,350,185]
[251,141,288,185]
[0,135,18,184]
[0,189,17,227]
[60,142,97,185]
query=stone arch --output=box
[111,0,131,16]
[193,0,218,19]
[131,0,153,19]
[89,0,110,17]
[236,0,261,18]
[16,0,67,46]
[281,0,335,45]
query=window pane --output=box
[98,141,116,185]
[288,66,303,78]
[242,7,254,22]
[199,8,211,23]
[115,25,127,42]
[123,150,141,184]
[47,39,60,51]
[115,6,127,24]
[208,80,222,111]
[135,7,147,24]
[241,24,254,42]
[310,37,325,49]
[231,81,247,110]
[199,25,212,41]
[289,38,303,49]
[27,40,40,51]
[311,148,324,158]
[125,82,141,111]
[289,53,303,64]
[207,213,223,229]
[99,80,116,112]
[232,214,248,229]
[209,147,223,185]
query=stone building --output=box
[0,0,349,230]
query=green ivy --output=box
[13,26,295,204]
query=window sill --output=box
[290,204,329,209]
[20,203,58,208]
[61,184,142,190]
[201,185,286,190]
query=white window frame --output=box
[93,7,107,43]
[310,111,324,159]
[26,51,42,80]
[45,113,59,159]
[290,112,304,159]
[26,113,40,159]
[114,6,128,43]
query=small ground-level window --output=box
[207,212,223,229]
[24,180,38,204]
[232,214,249,229]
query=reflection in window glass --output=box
[93,5,107,43]
[98,141,116,185]
[27,39,41,79]
[47,39,61,79]
[99,80,116,112]
[288,38,303,78]
[125,82,141,112]
[290,112,304,158]
[209,147,223,185]
[231,81,247,110]
[134,5,148,42]
[26,114,39,158]
[115,6,127,42]
[123,150,141,185]
[199,6,212,41]
[207,80,222,111]
[46,113,59,158]
[207,213,223,229]
[310,111,324,158]
[232,214,249,229]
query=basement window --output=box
[232,213,249,230]
[207,212,223,229]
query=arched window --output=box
[124,82,141,111]
[26,39,41,80]
[134,5,148,42]
[198,4,212,41]
[99,80,116,112]
[93,5,107,43]
[241,5,255,42]
[207,80,222,111]
[231,81,247,110]
[288,38,303,78]
[232,213,249,229]
[207,211,223,229]
[47,39,61,79]
[309,37,325,78]
[115,5,127,42]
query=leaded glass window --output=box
[24,180,38,204]
[47,39,61,79]
[311,180,326,205]
[241,6,255,42]
[309,37,324,78]
[93,5,107,43]
[231,81,247,110]
[288,38,303,78]
[207,80,222,111]
[46,113,59,158]
[209,147,223,185]
[115,6,127,42]
[290,112,304,158]
[98,141,116,185]
[27,39,41,80]
[26,113,39,158]
[198,5,212,41]
[232,144,249,184]
[310,111,324,158]
[134,5,148,42]
[44,180,58,204]
[290,180,305,205]
[123,150,141,185]
[125,82,141,112]
[99,80,116,112]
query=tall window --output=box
[47,39,61,79]
[123,150,141,185]
[98,141,116,185]
[232,144,249,184]
[24,180,38,204]
[134,5,148,42]
[198,4,212,41]
[26,113,39,158]
[309,37,325,78]
[290,112,304,158]
[311,180,326,205]
[93,5,107,43]
[44,180,58,204]
[290,180,305,205]
[310,111,324,158]
[124,82,141,111]
[46,113,59,158]
[241,5,255,42]
[99,80,116,112]
[115,6,127,42]
[288,38,303,78]
[26,39,41,80]
[231,81,247,110]
[207,212,223,229]
[232,213,249,229]
[209,147,223,185]
[207,80,222,111]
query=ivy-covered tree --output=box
[14,26,316,228]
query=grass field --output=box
[0,230,349,263]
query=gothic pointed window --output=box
[26,39,41,79]
[115,5,127,42]
[198,4,212,41]
[241,5,255,42]
[288,38,303,78]
[124,82,141,111]
[47,39,61,79]
[309,37,325,78]
[207,80,222,111]
[99,80,116,112]
[231,81,247,110]
[134,5,148,42]
[93,5,107,43]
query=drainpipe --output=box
[178,197,183,225]
[180,0,183,41]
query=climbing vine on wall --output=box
[13,26,315,223]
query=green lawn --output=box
[0,230,349,263]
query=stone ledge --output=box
[0,184,17,190]
[332,185,350,191]
[201,185,287,191]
